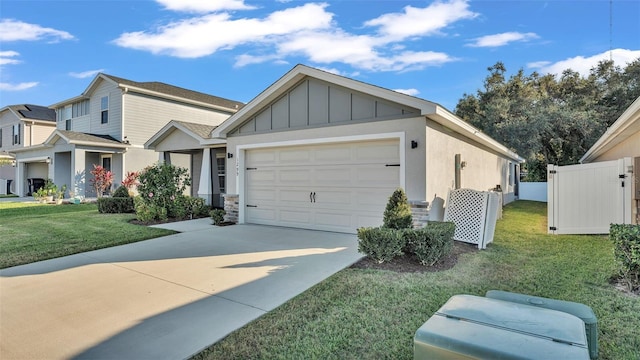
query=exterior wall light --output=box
[411,140,418,149]
[227,153,233,159]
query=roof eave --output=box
[580,96,640,163]
[211,64,437,138]
[430,106,524,163]
[122,85,240,114]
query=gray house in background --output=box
[0,104,57,194]
[11,74,243,199]
[149,65,524,233]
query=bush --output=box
[137,162,191,218]
[383,188,412,229]
[112,185,130,198]
[357,227,405,263]
[97,197,135,213]
[210,209,226,225]
[403,222,455,266]
[134,196,168,223]
[188,197,210,218]
[610,224,640,291]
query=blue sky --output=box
[1,0,639,111]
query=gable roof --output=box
[47,130,128,148]
[145,120,224,149]
[580,96,640,163]
[211,64,523,163]
[1,104,56,123]
[50,74,245,113]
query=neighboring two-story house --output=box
[11,74,243,200]
[0,104,57,194]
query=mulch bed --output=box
[350,241,479,273]
[129,215,210,226]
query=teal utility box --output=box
[414,295,590,360]
[486,290,598,359]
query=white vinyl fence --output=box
[519,182,547,202]
[547,158,633,234]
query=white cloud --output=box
[0,51,21,65]
[0,82,38,91]
[114,1,472,72]
[155,0,255,13]
[365,0,478,41]
[468,32,539,47]
[0,19,74,42]
[394,88,420,96]
[528,49,640,77]
[113,3,333,58]
[69,69,105,78]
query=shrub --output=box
[404,221,455,266]
[189,197,210,218]
[112,185,130,198]
[90,165,113,197]
[610,224,640,291]
[97,197,135,213]
[210,209,226,225]
[137,162,191,218]
[134,196,168,223]
[383,188,413,229]
[357,227,405,263]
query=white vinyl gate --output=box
[547,158,633,234]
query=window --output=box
[100,96,109,124]
[65,119,71,131]
[12,124,20,145]
[102,155,112,171]
[216,153,225,194]
[72,99,90,118]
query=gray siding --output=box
[230,78,419,136]
[123,93,232,146]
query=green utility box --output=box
[414,295,590,360]
[486,290,598,359]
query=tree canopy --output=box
[455,59,640,181]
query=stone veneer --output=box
[223,194,239,224]
[409,200,430,228]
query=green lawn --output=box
[193,201,640,360]
[0,202,175,269]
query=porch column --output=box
[197,148,212,206]
[73,149,86,198]
[15,162,24,196]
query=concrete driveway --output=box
[0,223,361,359]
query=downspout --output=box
[121,87,128,186]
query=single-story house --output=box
[149,64,523,233]
[548,95,640,234]
[11,73,243,199]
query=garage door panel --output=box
[280,209,313,224]
[278,168,313,184]
[314,211,354,228]
[247,207,277,221]
[356,167,399,186]
[246,169,276,184]
[245,139,400,233]
[279,148,312,163]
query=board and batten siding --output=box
[230,78,419,136]
[123,93,232,146]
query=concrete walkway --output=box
[0,222,362,360]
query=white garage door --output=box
[245,139,401,233]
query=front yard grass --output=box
[0,202,175,269]
[193,201,640,360]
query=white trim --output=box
[235,132,405,224]
[17,156,50,163]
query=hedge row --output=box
[610,224,640,291]
[357,221,455,265]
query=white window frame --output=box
[100,96,109,124]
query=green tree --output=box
[383,188,413,230]
[455,59,640,181]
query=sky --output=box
[1,0,639,111]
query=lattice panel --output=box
[444,189,488,247]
